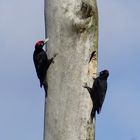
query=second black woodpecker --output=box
[83,70,109,120]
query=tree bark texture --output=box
[44,0,98,140]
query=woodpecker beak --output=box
[93,72,99,76]
[97,72,100,76]
[44,38,49,45]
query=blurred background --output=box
[98,1,140,140]
[0,0,139,140]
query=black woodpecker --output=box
[33,38,56,97]
[83,70,109,120]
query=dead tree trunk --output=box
[44,0,98,139]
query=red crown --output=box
[35,40,44,48]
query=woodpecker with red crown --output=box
[33,38,57,97]
[83,70,109,121]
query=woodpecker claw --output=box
[53,53,58,58]
[83,82,88,88]
[52,60,55,64]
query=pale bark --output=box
[44,0,98,139]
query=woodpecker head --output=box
[99,70,109,79]
[35,38,49,49]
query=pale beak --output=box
[96,72,100,76]
[93,72,99,76]
[44,38,49,45]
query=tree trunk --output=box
[44,0,98,139]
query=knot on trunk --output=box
[72,1,96,33]
[81,2,95,19]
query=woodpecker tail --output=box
[83,84,92,96]
[91,108,96,122]
[43,82,48,98]
[40,82,42,88]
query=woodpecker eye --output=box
[100,71,103,75]
[38,42,44,46]
[39,43,43,46]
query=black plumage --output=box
[83,70,109,120]
[33,40,55,97]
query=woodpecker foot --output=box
[82,82,88,88]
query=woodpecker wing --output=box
[33,50,48,87]
[98,78,107,109]
[95,77,108,114]
[91,78,100,113]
